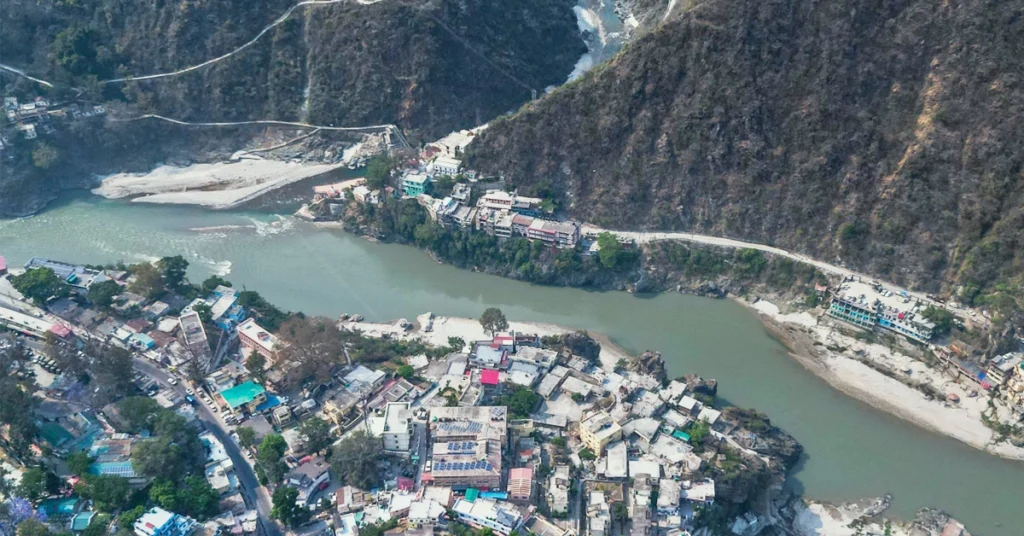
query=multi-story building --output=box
[237,318,281,363]
[579,411,622,455]
[526,219,580,249]
[423,406,508,490]
[988,353,1024,386]
[452,498,523,536]
[133,508,198,536]
[178,312,212,370]
[547,465,571,515]
[587,491,611,536]
[657,479,681,515]
[429,156,462,176]
[382,402,414,456]
[828,282,935,343]
[219,381,267,416]
[402,172,432,197]
[629,476,653,536]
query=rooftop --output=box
[236,318,278,352]
[220,381,266,409]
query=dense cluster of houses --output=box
[2,96,105,148]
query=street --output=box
[131,358,284,536]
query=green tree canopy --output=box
[257,433,287,483]
[299,417,332,454]
[236,426,257,449]
[201,276,232,294]
[495,385,539,418]
[330,431,382,490]
[271,485,308,527]
[245,351,267,386]
[116,397,162,433]
[75,474,129,512]
[157,256,190,294]
[16,518,50,536]
[596,232,624,270]
[396,364,415,379]
[31,143,60,170]
[87,279,122,309]
[10,268,70,305]
[479,307,509,336]
[67,451,93,476]
[128,262,165,299]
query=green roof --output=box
[673,430,691,442]
[40,422,75,447]
[464,488,479,502]
[220,380,266,409]
[71,512,96,531]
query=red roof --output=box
[49,324,72,338]
[0,256,6,272]
[480,369,500,385]
[397,477,414,491]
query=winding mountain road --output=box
[583,224,973,321]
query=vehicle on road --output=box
[168,377,178,385]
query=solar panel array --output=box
[438,421,484,433]
[433,460,493,472]
[448,441,477,451]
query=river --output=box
[4,193,1022,533]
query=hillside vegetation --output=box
[2,0,584,139]
[468,0,1024,321]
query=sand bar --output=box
[93,159,343,209]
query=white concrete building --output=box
[382,402,414,456]
[452,498,523,536]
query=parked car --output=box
[167,377,178,386]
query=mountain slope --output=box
[1,0,584,138]
[468,0,1024,314]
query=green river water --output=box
[4,193,1022,533]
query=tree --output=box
[67,451,93,476]
[236,426,256,449]
[277,316,343,387]
[177,476,220,520]
[87,279,122,309]
[257,434,287,483]
[157,256,190,294]
[10,268,70,305]
[45,337,87,378]
[447,336,465,352]
[76,475,129,512]
[299,417,332,454]
[921,307,955,337]
[17,467,53,501]
[271,486,308,527]
[495,385,539,418]
[364,155,394,190]
[82,516,110,536]
[612,502,628,522]
[116,397,161,433]
[479,307,509,336]
[129,262,164,299]
[245,351,267,385]
[330,431,382,489]
[596,232,624,270]
[201,275,232,295]
[0,377,40,456]
[118,506,146,531]
[551,436,567,448]
[578,448,596,461]
[31,143,60,170]
[396,364,415,379]
[16,518,49,536]
[89,343,135,405]
[193,303,213,325]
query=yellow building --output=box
[579,411,622,455]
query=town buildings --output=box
[580,411,622,455]
[381,402,414,456]
[423,406,507,490]
[133,508,198,536]
[988,352,1024,386]
[452,498,523,536]
[178,312,212,370]
[828,281,935,343]
[402,172,433,197]
[219,381,267,416]
[237,318,280,363]
[284,456,331,509]
[507,467,533,502]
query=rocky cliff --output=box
[468,0,1024,318]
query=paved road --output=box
[585,224,983,324]
[132,358,284,536]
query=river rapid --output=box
[4,193,1023,534]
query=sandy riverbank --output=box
[93,159,343,209]
[743,298,1024,460]
[340,313,632,371]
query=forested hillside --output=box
[468,0,1024,319]
[1,0,584,138]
